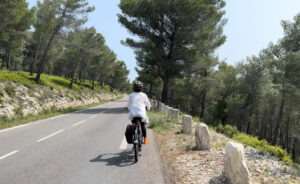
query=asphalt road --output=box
[0,97,169,184]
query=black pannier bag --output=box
[125,124,134,144]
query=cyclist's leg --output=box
[141,121,147,138]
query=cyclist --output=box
[127,81,151,144]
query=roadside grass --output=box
[0,97,121,130]
[149,110,293,164]
[0,70,112,92]
[4,85,16,97]
[148,110,177,133]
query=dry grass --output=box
[149,111,300,184]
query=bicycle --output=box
[131,117,143,162]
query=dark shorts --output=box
[131,117,147,138]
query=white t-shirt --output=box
[128,92,151,122]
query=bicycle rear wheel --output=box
[134,129,139,162]
[134,144,139,162]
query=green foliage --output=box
[0,70,35,87]
[33,0,95,82]
[14,106,24,116]
[119,0,226,102]
[4,85,16,97]
[101,84,111,91]
[216,124,239,138]
[0,70,115,94]
[50,106,57,113]
[0,0,35,71]
[147,13,300,163]
[148,111,176,133]
[214,124,292,163]
[233,133,292,164]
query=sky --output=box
[26,0,300,81]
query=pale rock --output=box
[195,123,210,150]
[172,109,179,120]
[182,115,192,134]
[263,177,268,184]
[158,102,163,111]
[161,103,166,113]
[224,141,250,184]
[150,100,157,109]
[165,106,172,116]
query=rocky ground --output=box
[0,82,121,118]
[153,123,299,184]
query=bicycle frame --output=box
[132,118,143,162]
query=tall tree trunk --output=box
[279,128,283,147]
[30,35,42,76]
[0,55,5,69]
[200,91,207,119]
[285,116,290,150]
[272,87,285,145]
[161,78,169,104]
[69,75,75,89]
[35,30,57,82]
[69,60,80,89]
[292,137,299,162]
[91,74,95,90]
[148,82,153,98]
[6,52,11,70]
[35,9,66,82]
[246,118,251,134]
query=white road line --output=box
[119,136,128,150]
[37,130,64,142]
[0,124,29,134]
[48,114,66,120]
[89,114,98,119]
[72,120,86,127]
[0,150,19,160]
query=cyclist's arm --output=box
[144,94,151,110]
[127,95,132,110]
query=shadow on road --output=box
[112,100,128,103]
[70,107,128,115]
[90,149,136,167]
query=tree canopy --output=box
[118,0,227,103]
[0,0,130,93]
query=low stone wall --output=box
[0,82,122,118]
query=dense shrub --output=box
[0,70,35,87]
[216,124,239,138]
[0,90,4,97]
[4,85,16,97]
[214,124,292,163]
[233,133,292,164]
[0,70,113,92]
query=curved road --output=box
[0,97,169,184]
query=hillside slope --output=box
[148,111,300,184]
[0,71,123,129]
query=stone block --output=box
[224,141,250,184]
[182,115,192,134]
[195,123,210,150]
